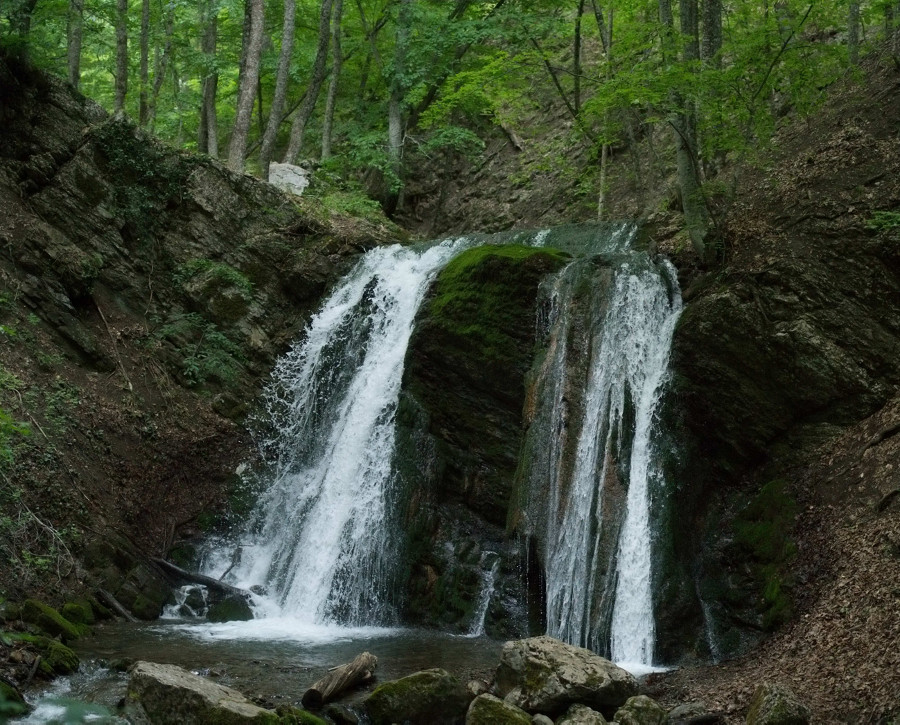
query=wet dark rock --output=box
[206,593,254,623]
[745,683,810,725]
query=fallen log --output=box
[151,558,250,598]
[97,588,139,622]
[301,651,378,708]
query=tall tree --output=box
[139,0,150,124]
[283,0,335,164]
[114,0,129,113]
[259,0,298,179]
[198,0,219,157]
[848,0,861,65]
[228,0,266,171]
[66,0,84,89]
[387,0,413,206]
[148,2,174,129]
[321,0,344,160]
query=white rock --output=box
[269,162,310,197]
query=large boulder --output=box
[364,668,471,725]
[614,695,667,725]
[493,635,638,718]
[126,661,278,724]
[466,693,531,725]
[745,683,810,725]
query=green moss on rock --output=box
[21,599,81,641]
[275,705,328,724]
[207,594,254,623]
[11,633,79,675]
[364,668,471,725]
[61,600,94,625]
[0,680,28,717]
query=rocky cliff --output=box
[0,49,395,612]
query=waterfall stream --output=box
[208,225,681,668]
[218,240,467,624]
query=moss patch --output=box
[734,479,798,630]
[21,598,81,641]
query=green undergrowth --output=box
[426,245,569,365]
[734,479,798,630]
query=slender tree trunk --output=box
[228,0,266,172]
[701,0,722,65]
[148,2,174,130]
[259,0,297,179]
[139,0,150,124]
[848,0,861,65]
[10,0,37,37]
[67,0,84,89]
[574,0,585,114]
[198,0,219,156]
[321,0,344,160]
[388,0,412,196]
[114,0,129,113]
[283,0,334,164]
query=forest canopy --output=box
[3,0,899,255]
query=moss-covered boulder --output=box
[613,695,667,725]
[0,680,29,718]
[465,693,531,724]
[12,634,80,675]
[61,600,95,625]
[364,668,471,725]
[207,593,254,622]
[127,661,279,724]
[21,599,81,641]
[745,683,810,725]
[275,705,328,724]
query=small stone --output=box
[532,715,555,725]
[558,702,609,724]
[614,695,667,725]
[466,693,532,725]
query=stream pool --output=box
[14,620,503,723]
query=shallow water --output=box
[53,620,502,712]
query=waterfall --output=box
[468,552,501,637]
[224,240,467,625]
[528,228,682,666]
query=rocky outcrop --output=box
[126,661,279,724]
[614,695,667,725]
[557,704,609,724]
[396,245,568,634]
[493,636,637,718]
[363,668,471,725]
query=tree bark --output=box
[848,0,861,65]
[259,0,297,179]
[301,652,378,708]
[66,0,84,89]
[198,0,219,156]
[574,0,585,114]
[9,0,37,37]
[114,0,129,113]
[228,0,266,172]
[151,558,252,598]
[283,0,334,164]
[700,0,722,66]
[148,3,174,130]
[139,0,150,125]
[321,0,344,160]
[387,0,413,205]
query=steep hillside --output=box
[0,50,396,611]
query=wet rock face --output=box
[396,246,568,634]
[493,635,638,718]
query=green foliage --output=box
[153,312,245,388]
[868,210,900,234]
[0,405,29,465]
[175,258,254,298]
[734,479,798,630]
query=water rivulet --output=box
[212,225,683,668]
[518,227,682,668]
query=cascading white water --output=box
[468,552,501,637]
[223,240,467,625]
[536,231,681,667]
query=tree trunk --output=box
[114,0,128,113]
[148,4,174,130]
[139,0,150,125]
[198,0,218,157]
[574,0,585,114]
[259,0,297,179]
[848,0,860,65]
[701,0,722,66]
[283,0,334,164]
[66,0,84,89]
[387,0,413,207]
[321,0,344,160]
[301,652,377,708]
[9,0,37,37]
[228,0,266,172]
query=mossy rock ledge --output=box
[363,668,472,725]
